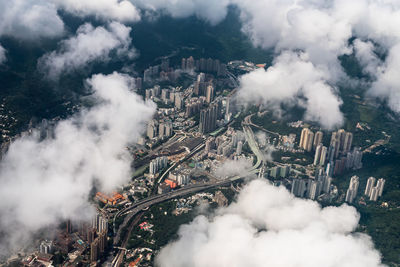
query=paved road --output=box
[244,113,280,137]
[110,113,264,266]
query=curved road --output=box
[110,113,264,267]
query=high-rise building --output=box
[343,132,353,154]
[322,176,332,193]
[199,102,220,134]
[270,166,281,179]
[364,177,376,196]
[299,128,314,152]
[376,178,385,196]
[164,121,173,137]
[159,123,165,138]
[291,179,307,197]
[313,144,323,166]
[325,162,333,177]
[87,228,96,244]
[352,147,363,169]
[99,230,107,253]
[330,132,341,159]
[147,120,158,139]
[92,214,108,234]
[367,178,385,201]
[333,157,347,176]
[186,56,195,70]
[308,180,322,200]
[143,68,152,82]
[197,72,205,82]
[225,97,231,115]
[337,129,346,152]
[330,132,337,146]
[66,219,72,234]
[175,93,183,110]
[345,175,359,203]
[331,129,354,156]
[39,240,53,254]
[280,166,291,178]
[205,138,215,153]
[90,239,99,262]
[306,131,314,152]
[135,77,142,90]
[319,146,327,166]
[161,89,170,101]
[299,128,308,149]
[149,156,168,175]
[369,187,379,201]
[313,131,323,150]
[206,85,214,103]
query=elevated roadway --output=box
[110,113,264,266]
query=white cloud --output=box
[38,22,134,80]
[54,0,141,22]
[237,52,343,130]
[353,39,382,77]
[0,0,64,40]
[213,158,253,179]
[0,72,156,256]
[156,179,385,267]
[232,0,400,116]
[0,0,141,43]
[369,44,400,112]
[136,0,400,117]
[0,44,6,64]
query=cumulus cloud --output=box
[0,44,6,64]
[38,22,134,80]
[0,0,64,40]
[0,0,141,43]
[135,0,400,117]
[0,72,155,256]
[156,179,385,267]
[353,39,382,77]
[237,52,343,129]
[369,44,400,112]
[213,158,253,179]
[233,0,400,116]
[54,0,141,22]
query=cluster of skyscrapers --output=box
[291,170,332,200]
[345,175,360,203]
[149,156,168,175]
[166,167,191,186]
[299,128,323,152]
[181,56,227,76]
[300,127,362,177]
[147,119,173,139]
[145,85,184,110]
[269,165,291,179]
[185,97,205,118]
[365,177,386,201]
[199,100,222,134]
[144,58,178,83]
[203,130,243,160]
[39,240,53,254]
[89,215,108,262]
